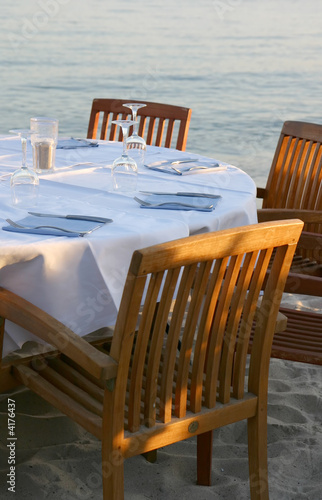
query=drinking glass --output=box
[9,129,39,207]
[111,120,138,192]
[123,103,147,168]
[30,117,58,173]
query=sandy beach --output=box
[0,294,321,500]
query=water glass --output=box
[9,129,39,207]
[123,103,147,168]
[111,120,138,192]
[30,117,58,173]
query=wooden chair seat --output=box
[257,206,321,367]
[87,98,192,151]
[249,306,322,366]
[0,219,303,500]
[258,208,322,280]
[271,307,322,365]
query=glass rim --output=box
[30,117,59,124]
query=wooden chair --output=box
[87,98,192,151]
[255,122,322,365]
[0,219,303,500]
[257,120,322,277]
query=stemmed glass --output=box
[111,120,138,192]
[123,103,147,168]
[9,129,39,207]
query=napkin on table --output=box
[2,215,104,237]
[135,194,220,211]
[144,159,227,175]
[57,138,98,150]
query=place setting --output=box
[2,213,113,237]
[144,157,231,175]
[133,192,221,211]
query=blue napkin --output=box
[135,194,219,211]
[2,216,103,237]
[57,138,98,150]
[144,160,222,175]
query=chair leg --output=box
[101,449,125,500]
[142,450,158,463]
[197,430,213,486]
[247,411,269,500]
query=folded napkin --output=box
[57,138,98,150]
[2,215,104,237]
[145,159,227,175]
[135,194,220,211]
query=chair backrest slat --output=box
[232,248,273,399]
[159,265,197,422]
[87,98,192,151]
[175,260,213,418]
[190,258,227,413]
[144,268,181,426]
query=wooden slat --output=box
[155,117,165,146]
[204,257,231,408]
[147,117,156,145]
[13,365,102,439]
[159,264,196,421]
[37,364,103,416]
[127,272,163,432]
[175,261,212,417]
[48,357,104,402]
[218,254,246,404]
[0,287,118,382]
[164,118,175,148]
[144,268,181,426]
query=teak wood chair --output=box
[0,220,303,500]
[87,98,192,151]
[257,120,322,277]
[255,121,322,365]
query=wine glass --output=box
[111,120,138,192]
[123,103,147,168]
[9,129,39,207]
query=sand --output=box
[0,294,321,500]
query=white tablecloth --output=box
[0,135,257,356]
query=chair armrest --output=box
[257,209,322,265]
[257,208,322,224]
[283,272,322,296]
[0,287,118,382]
[298,231,322,260]
[256,187,267,199]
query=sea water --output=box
[1,0,322,187]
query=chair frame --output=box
[0,220,303,500]
[87,98,192,151]
[258,121,322,213]
[256,122,322,365]
[257,121,322,266]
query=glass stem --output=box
[132,107,138,135]
[121,126,129,156]
[21,136,27,170]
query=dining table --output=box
[0,134,258,358]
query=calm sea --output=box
[1,0,322,187]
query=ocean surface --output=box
[1,0,322,187]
